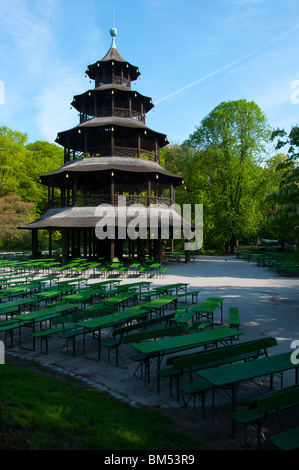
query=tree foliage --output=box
[0,126,64,249]
[266,127,299,243]
[162,100,284,252]
[0,195,34,250]
[0,126,29,196]
[24,141,64,215]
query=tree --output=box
[0,195,34,250]
[0,126,29,196]
[0,128,64,249]
[267,127,299,246]
[166,100,273,253]
[22,141,64,215]
[0,127,64,216]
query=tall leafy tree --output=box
[0,126,29,196]
[0,195,34,250]
[267,127,299,246]
[165,100,273,252]
[23,141,64,215]
[0,127,64,248]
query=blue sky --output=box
[1,0,299,155]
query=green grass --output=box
[0,360,204,450]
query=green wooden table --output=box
[140,295,178,315]
[130,327,242,386]
[62,288,105,306]
[155,283,190,295]
[35,287,75,304]
[86,280,122,290]
[61,277,89,289]
[129,263,141,275]
[100,292,138,310]
[0,280,50,299]
[177,297,224,328]
[0,275,34,288]
[148,263,161,276]
[12,303,80,350]
[197,351,299,413]
[116,281,152,293]
[75,307,149,360]
[0,297,40,318]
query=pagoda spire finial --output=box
[110,9,117,49]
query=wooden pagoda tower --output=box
[21,27,184,264]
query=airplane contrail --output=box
[156,24,299,105]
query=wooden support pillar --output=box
[110,239,115,262]
[138,135,141,158]
[111,129,115,157]
[148,234,152,258]
[111,171,115,205]
[32,230,38,258]
[88,228,92,258]
[48,230,52,257]
[170,228,174,252]
[185,240,190,263]
[94,96,97,117]
[51,182,54,207]
[84,133,88,158]
[73,176,77,206]
[83,229,87,257]
[61,229,68,266]
[158,228,163,263]
[148,180,151,206]
[128,238,131,258]
[170,184,175,205]
[111,93,115,115]
[48,185,51,208]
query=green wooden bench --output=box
[231,384,299,449]
[123,323,193,344]
[0,296,40,319]
[175,297,223,325]
[175,290,201,304]
[101,321,192,367]
[269,426,299,450]
[111,311,176,338]
[139,267,149,277]
[229,307,240,331]
[162,337,278,411]
[57,305,127,357]
[32,305,118,354]
[168,305,190,324]
[0,321,23,347]
[130,320,212,382]
[159,267,167,278]
[138,289,161,300]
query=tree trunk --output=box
[229,234,237,254]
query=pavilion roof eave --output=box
[86,47,140,81]
[57,116,165,134]
[39,156,183,184]
[71,87,154,112]
[19,205,194,230]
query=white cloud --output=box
[36,71,84,142]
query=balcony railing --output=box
[80,107,145,124]
[96,76,131,88]
[50,194,172,209]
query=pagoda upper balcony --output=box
[95,75,131,88]
[49,193,173,209]
[79,107,145,124]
